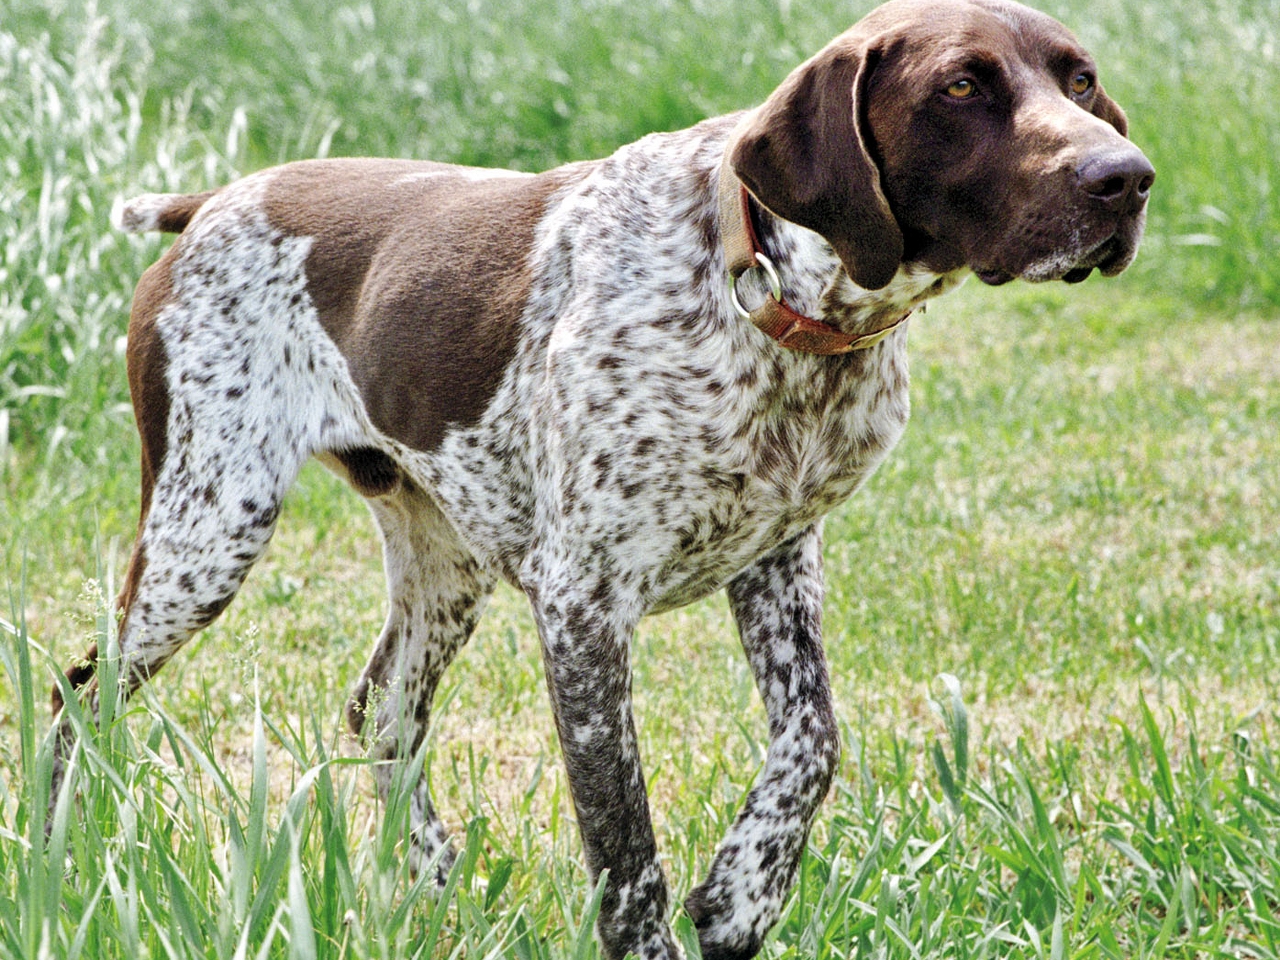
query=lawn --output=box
[1,0,1278,957]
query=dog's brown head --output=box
[731,0,1154,290]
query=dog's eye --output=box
[946,79,977,99]
[1070,73,1093,97]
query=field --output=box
[2,0,1278,957]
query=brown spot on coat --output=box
[127,245,179,524]
[262,159,594,452]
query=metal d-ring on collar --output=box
[728,250,782,320]
[718,146,913,356]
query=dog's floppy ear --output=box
[730,42,903,291]
[1090,80,1129,137]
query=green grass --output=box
[2,0,1279,957]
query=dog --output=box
[51,0,1153,956]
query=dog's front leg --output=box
[522,552,680,960]
[685,525,841,960]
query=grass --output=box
[1,0,1278,956]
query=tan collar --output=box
[717,152,911,355]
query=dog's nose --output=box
[1077,149,1156,214]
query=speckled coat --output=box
[51,1,1153,957]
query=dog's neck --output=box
[719,169,968,350]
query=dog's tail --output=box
[112,190,217,234]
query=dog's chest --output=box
[506,323,914,609]
[411,310,912,607]
[645,337,911,606]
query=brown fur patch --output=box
[155,191,216,233]
[126,247,178,525]
[263,159,593,452]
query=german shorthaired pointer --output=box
[52,0,1153,956]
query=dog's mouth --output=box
[975,262,1098,287]
[975,267,1015,286]
[976,230,1136,287]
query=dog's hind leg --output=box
[49,222,333,817]
[49,364,306,815]
[346,479,495,882]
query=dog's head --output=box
[731,0,1154,290]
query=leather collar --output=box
[717,150,911,355]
